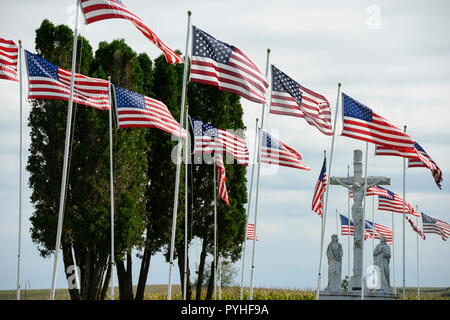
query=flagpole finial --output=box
[324,150,326,158]
[267,48,271,54]
[188,10,192,16]
[403,125,407,132]
[18,40,22,45]
[107,76,111,81]
[338,82,341,87]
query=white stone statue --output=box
[373,235,393,293]
[325,234,343,291]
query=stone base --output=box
[319,290,399,300]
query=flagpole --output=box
[402,125,407,300]
[392,211,396,294]
[213,154,217,301]
[347,165,350,280]
[239,118,259,300]
[168,10,191,300]
[248,48,270,300]
[416,205,419,300]
[107,77,115,300]
[50,0,80,299]
[183,106,189,300]
[316,82,341,300]
[361,141,369,300]
[16,39,24,301]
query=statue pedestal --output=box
[319,290,398,300]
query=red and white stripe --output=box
[191,47,269,104]
[246,223,258,241]
[215,154,229,205]
[194,130,249,166]
[270,86,332,136]
[117,95,186,138]
[372,223,394,244]
[27,57,110,110]
[341,225,373,240]
[0,38,19,82]
[406,215,426,240]
[80,0,183,64]
[377,192,419,217]
[260,132,310,171]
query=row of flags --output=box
[339,214,394,244]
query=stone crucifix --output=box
[330,149,390,291]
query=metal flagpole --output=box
[335,209,339,235]
[392,212,396,294]
[183,106,189,300]
[107,77,115,300]
[347,165,351,279]
[16,39,24,300]
[416,205,419,300]
[239,118,259,300]
[167,10,191,300]
[316,82,341,300]
[213,155,217,300]
[248,49,271,300]
[218,255,222,300]
[361,141,369,300]
[402,125,407,300]
[50,0,80,299]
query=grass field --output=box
[1,285,449,300]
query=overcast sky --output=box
[0,0,449,293]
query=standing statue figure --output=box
[373,236,393,293]
[325,234,343,291]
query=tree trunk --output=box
[116,250,134,300]
[135,247,152,300]
[205,260,215,300]
[177,246,193,300]
[62,243,80,300]
[195,236,208,300]
[99,259,112,300]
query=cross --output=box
[330,149,390,291]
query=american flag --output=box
[339,214,373,240]
[365,220,394,245]
[215,154,229,205]
[421,212,450,241]
[25,50,109,110]
[0,38,19,82]
[114,85,186,137]
[375,143,440,182]
[312,157,327,217]
[341,93,415,151]
[408,143,442,190]
[190,117,249,166]
[190,26,269,104]
[377,187,419,217]
[350,185,392,198]
[260,130,310,170]
[406,215,426,240]
[80,0,182,64]
[246,223,258,241]
[269,65,332,136]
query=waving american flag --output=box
[190,117,249,166]
[0,38,19,82]
[215,154,229,205]
[342,93,415,151]
[80,0,182,64]
[312,157,327,217]
[260,130,310,170]
[246,223,258,241]
[270,65,332,136]
[190,26,269,104]
[114,85,186,138]
[25,50,110,110]
[377,187,419,217]
[421,212,450,241]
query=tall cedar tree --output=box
[27,20,148,300]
